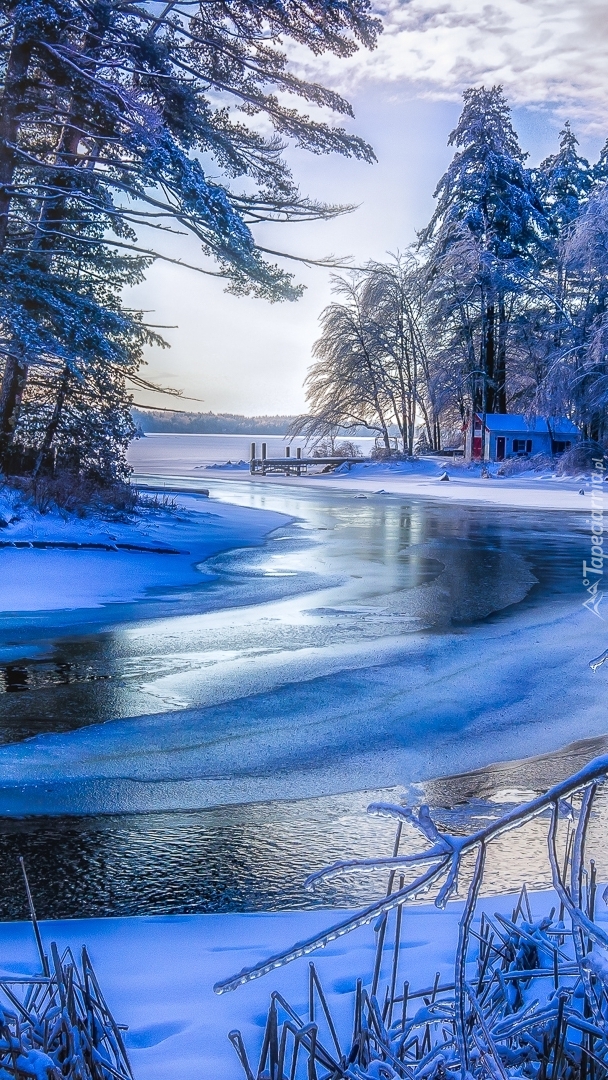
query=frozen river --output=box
[0,445,605,918]
[0,479,568,740]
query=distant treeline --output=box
[132,408,298,435]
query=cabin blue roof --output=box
[475,414,579,435]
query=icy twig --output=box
[226,757,608,1080]
[218,754,608,994]
[589,649,608,671]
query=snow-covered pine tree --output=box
[509,122,593,416]
[0,0,380,476]
[527,128,608,438]
[421,86,550,416]
[592,138,608,187]
[535,122,593,232]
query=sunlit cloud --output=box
[296,0,608,132]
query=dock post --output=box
[285,445,290,475]
[250,442,256,475]
[261,442,267,475]
[296,446,301,476]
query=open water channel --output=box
[0,453,601,920]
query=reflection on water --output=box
[1,734,606,921]
[0,484,586,744]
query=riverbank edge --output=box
[0,489,292,624]
[197,462,598,512]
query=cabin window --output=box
[551,440,571,454]
[512,439,532,454]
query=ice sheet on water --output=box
[0,592,604,818]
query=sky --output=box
[128,0,608,416]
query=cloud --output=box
[296,0,608,131]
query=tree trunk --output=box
[0,35,32,254]
[0,7,109,473]
[34,366,70,475]
[484,302,496,413]
[495,296,507,413]
[0,352,28,465]
[0,30,33,466]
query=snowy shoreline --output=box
[0,488,290,617]
[1,884,603,1080]
[128,432,599,512]
[201,459,598,512]
[0,894,564,1080]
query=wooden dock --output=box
[249,443,360,475]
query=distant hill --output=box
[132,408,297,435]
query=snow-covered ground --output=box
[0,487,288,613]
[0,892,579,1080]
[291,457,597,511]
[128,433,600,512]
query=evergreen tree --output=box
[592,138,608,187]
[510,122,594,406]
[0,0,380,475]
[535,122,593,232]
[421,86,550,416]
[534,185,608,441]
[526,128,608,437]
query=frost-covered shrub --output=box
[13,358,137,486]
[556,439,607,474]
[497,452,553,476]
[222,756,608,1080]
[370,446,413,461]
[312,439,363,458]
[9,474,139,517]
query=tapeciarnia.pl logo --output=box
[582,457,606,618]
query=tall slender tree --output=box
[360,256,429,454]
[512,122,595,414]
[295,273,395,448]
[421,85,550,417]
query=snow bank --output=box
[0,893,601,1080]
[0,490,289,614]
[244,458,599,512]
